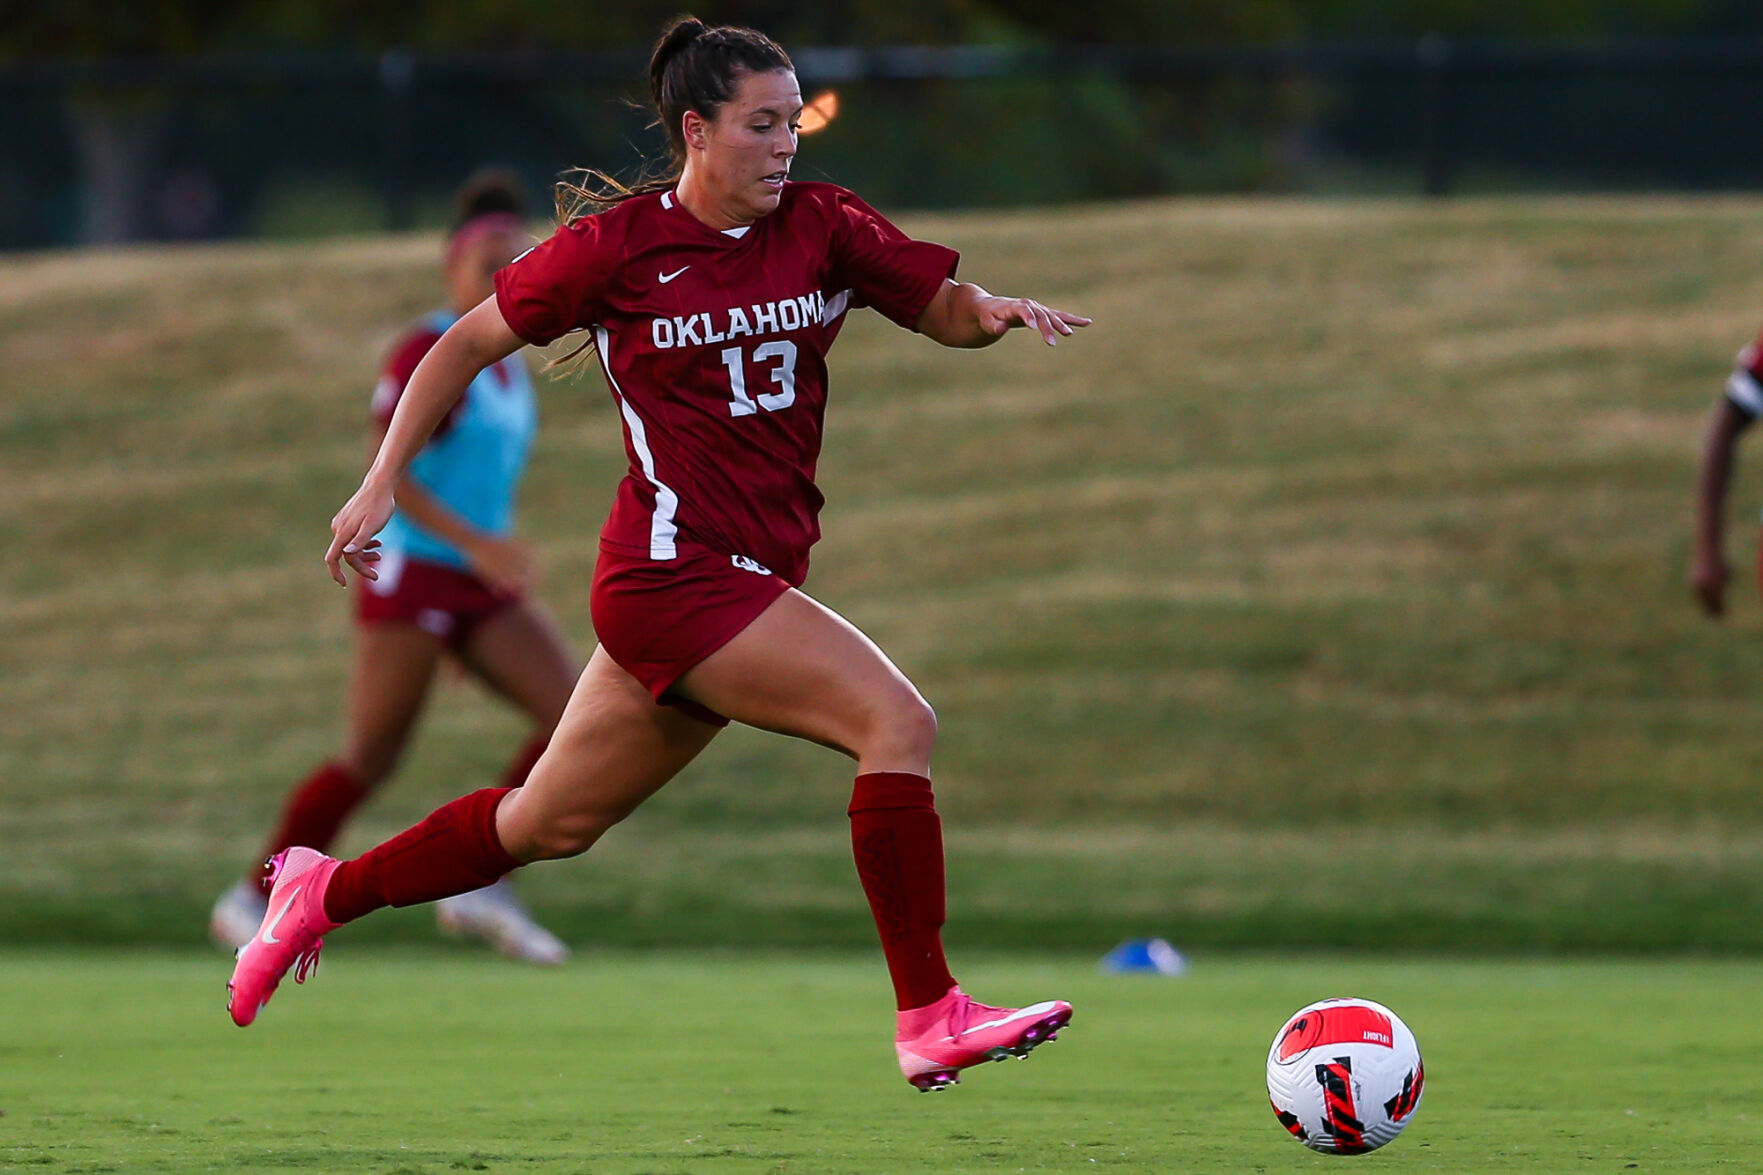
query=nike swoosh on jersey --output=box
[658,266,690,283]
[261,885,302,945]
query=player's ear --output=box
[682,108,710,152]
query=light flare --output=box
[798,89,840,136]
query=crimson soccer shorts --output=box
[355,550,520,650]
[590,541,792,723]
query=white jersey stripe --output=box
[1727,365,1763,419]
[595,325,679,560]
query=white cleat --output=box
[209,879,269,953]
[435,878,570,966]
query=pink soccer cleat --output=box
[894,986,1073,1092]
[226,847,342,1027]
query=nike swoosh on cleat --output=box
[953,1002,1062,1039]
[261,885,302,945]
[658,266,690,283]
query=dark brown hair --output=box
[452,168,526,232]
[554,17,793,224]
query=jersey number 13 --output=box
[721,342,798,417]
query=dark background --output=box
[5,2,1763,247]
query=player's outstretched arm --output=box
[1691,396,1754,617]
[915,279,1092,349]
[325,297,525,586]
[381,458,538,595]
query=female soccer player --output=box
[210,173,577,965]
[1691,327,1763,616]
[229,18,1089,1093]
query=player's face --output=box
[447,227,526,311]
[699,68,801,224]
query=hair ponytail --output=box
[554,16,791,225]
[649,17,712,111]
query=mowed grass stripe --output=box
[6,820,1762,952]
[2,950,1758,1173]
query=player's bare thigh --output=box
[339,621,448,784]
[673,588,937,775]
[458,598,580,731]
[495,644,721,862]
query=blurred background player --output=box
[229,17,1088,1092]
[211,171,580,964]
[1691,327,1763,616]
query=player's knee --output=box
[339,751,397,790]
[868,693,938,763]
[905,696,939,754]
[518,806,625,861]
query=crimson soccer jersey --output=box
[1729,330,1763,419]
[494,181,958,585]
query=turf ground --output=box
[3,949,1757,1174]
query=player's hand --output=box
[976,296,1092,346]
[463,534,538,595]
[325,478,395,586]
[1690,549,1728,617]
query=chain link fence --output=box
[4,38,1763,250]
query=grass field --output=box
[4,949,1757,1173]
[8,195,1763,950]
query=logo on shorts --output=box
[416,608,456,637]
[731,555,773,575]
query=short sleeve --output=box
[1729,333,1763,418]
[494,216,614,346]
[825,190,959,331]
[372,326,445,426]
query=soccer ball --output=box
[1265,997,1424,1154]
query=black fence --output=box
[4,38,1763,250]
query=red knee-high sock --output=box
[499,734,549,790]
[321,787,520,924]
[849,771,957,1011]
[255,761,370,895]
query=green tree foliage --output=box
[5,0,1762,58]
[5,0,1761,245]
[1290,0,1732,38]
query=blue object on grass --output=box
[1100,937,1188,975]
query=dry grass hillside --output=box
[6,196,1763,949]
